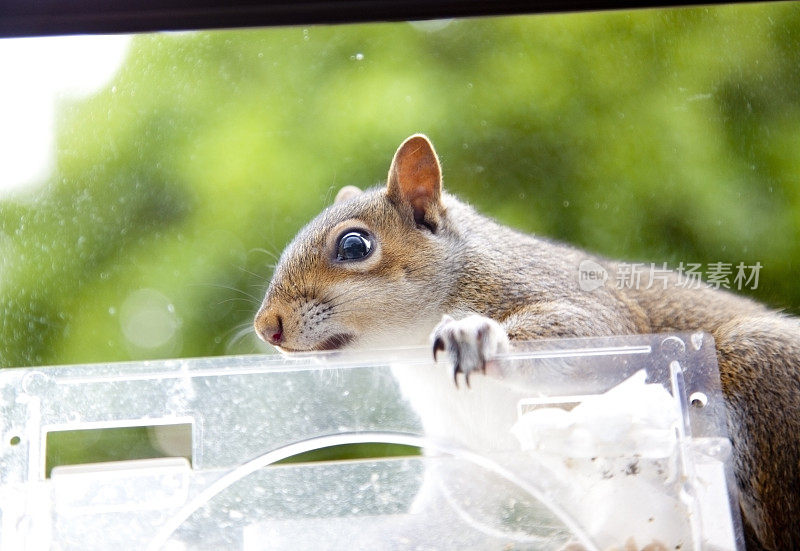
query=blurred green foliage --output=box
[2,2,799,368]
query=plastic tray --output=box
[0,333,744,550]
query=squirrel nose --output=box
[254,307,284,346]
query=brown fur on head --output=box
[254,134,457,352]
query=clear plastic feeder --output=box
[0,333,744,550]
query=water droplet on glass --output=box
[120,289,179,350]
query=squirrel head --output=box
[254,134,456,352]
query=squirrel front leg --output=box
[432,301,639,386]
[502,300,645,341]
[431,314,509,387]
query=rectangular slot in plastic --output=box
[45,421,193,478]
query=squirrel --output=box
[254,134,800,551]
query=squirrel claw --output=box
[460,365,472,389]
[453,361,466,389]
[432,336,445,362]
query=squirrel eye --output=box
[336,230,372,261]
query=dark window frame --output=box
[1,0,755,38]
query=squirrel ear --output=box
[386,134,443,231]
[334,185,362,204]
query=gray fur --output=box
[256,136,799,550]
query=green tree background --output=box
[2,2,799,368]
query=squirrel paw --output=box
[431,314,510,388]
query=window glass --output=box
[1,2,798,367]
